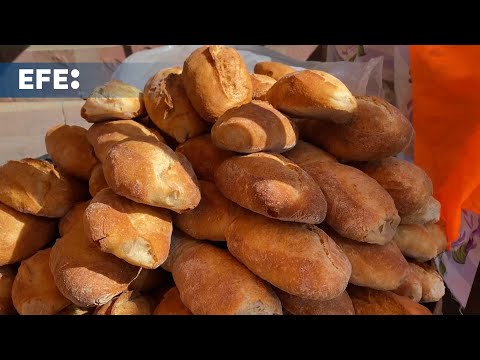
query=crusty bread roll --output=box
[45,124,98,180]
[182,45,253,122]
[409,262,445,303]
[84,188,172,269]
[58,201,89,237]
[253,61,295,80]
[300,96,414,161]
[176,134,234,181]
[12,248,71,315]
[103,138,201,213]
[144,72,208,143]
[151,66,182,81]
[400,196,441,225]
[0,202,57,266]
[88,164,108,197]
[393,263,423,302]
[425,222,448,254]
[0,266,15,314]
[266,70,357,123]
[153,286,192,315]
[164,231,282,315]
[128,268,169,292]
[0,158,88,218]
[211,100,297,153]
[81,80,146,123]
[326,228,409,290]
[57,304,92,315]
[251,74,276,100]
[348,286,432,315]
[214,152,326,224]
[285,141,400,244]
[393,223,446,262]
[95,291,153,315]
[86,119,164,163]
[276,289,354,315]
[226,213,351,300]
[173,180,244,241]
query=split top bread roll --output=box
[251,74,276,100]
[266,70,357,123]
[86,119,164,163]
[214,152,327,224]
[81,80,146,123]
[103,138,201,213]
[84,188,172,269]
[153,286,192,315]
[276,289,355,315]
[144,72,208,143]
[392,263,423,303]
[393,223,447,262]
[253,61,296,80]
[88,164,108,197]
[12,248,71,315]
[163,231,282,315]
[45,124,98,180]
[95,291,153,315]
[0,202,57,266]
[225,213,351,301]
[285,142,400,244]
[176,134,234,181]
[0,266,15,315]
[301,96,414,161]
[409,262,445,303]
[211,100,297,153]
[0,158,88,218]
[182,45,253,122]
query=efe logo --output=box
[19,69,80,90]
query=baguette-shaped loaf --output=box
[409,262,445,303]
[254,61,295,80]
[251,74,276,100]
[95,291,153,315]
[400,196,441,225]
[276,289,354,315]
[88,164,108,197]
[0,266,15,314]
[153,286,192,315]
[393,223,447,262]
[392,263,423,302]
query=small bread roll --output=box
[45,124,98,180]
[129,268,169,292]
[84,188,172,269]
[285,142,400,244]
[86,119,164,163]
[214,152,326,224]
[88,164,108,197]
[12,248,71,315]
[251,74,276,100]
[103,138,201,213]
[164,231,282,315]
[59,201,89,237]
[0,266,15,314]
[173,181,243,241]
[349,286,432,315]
[151,66,182,80]
[226,213,351,301]
[393,264,423,302]
[153,286,192,315]
[276,289,354,315]
[301,96,414,161]
[182,45,253,122]
[176,134,234,181]
[409,262,445,303]
[400,196,441,225]
[211,100,297,153]
[95,291,153,315]
[81,80,146,123]
[144,72,208,143]
[266,70,357,123]
[393,224,446,262]
[0,158,88,218]
[57,304,92,315]
[253,61,295,80]
[327,228,409,290]
[0,202,57,266]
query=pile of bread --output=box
[0,45,446,315]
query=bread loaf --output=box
[409,262,445,303]
[128,268,169,292]
[211,100,297,153]
[266,70,357,123]
[84,188,172,268]
[57,304,93,315]
[285,141,400,244]
[153,286,192,315]
[95,291,153,315]
[103,138,201,213]
[226,213,351,300]
[400,196,441,225]
[0,266,15,314]
[182,45,253,122]
[214,152,326,224]
[276,289,354,315]
[58,201,89,237]
[88,164,108,197]
[392,263,423,302]
[393,223,446,262]
[151,66,182,81]
[12,248,71,315]
[253,61,295,80]
[251,74,276,100]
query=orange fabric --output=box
[410,45,480,247]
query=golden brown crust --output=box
[425,222,447,254]
[56,304,93,315]
[225,213,351,300]
[88,164,108,197]
[266,70,357,123]
[12,248,71,315]
[175,134,234,181]
[0,202,57,266]
[409,262,445,303]
[84,188,172,269]
[153,286,192,315]
[393,263,423,302]
[182,45,253,122]
[277,289,354,315]
[301,96,414,161]
[0,158,88,218]
[150,67,182,81]
[393,224,446,262]
[251,74,276,100]
[211,100,297,153]
[128,268,169,292]
[86,119,164,163]
[214,152,327,224]
[0,266,16,314]
[95,291,153,315]
[253,61,295,80]
[144,72,208,143]
[103,138,201,213]
[58,201,89,237]
[45,124,99,180]
[400,196,441,225]
[81,80,146,123]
